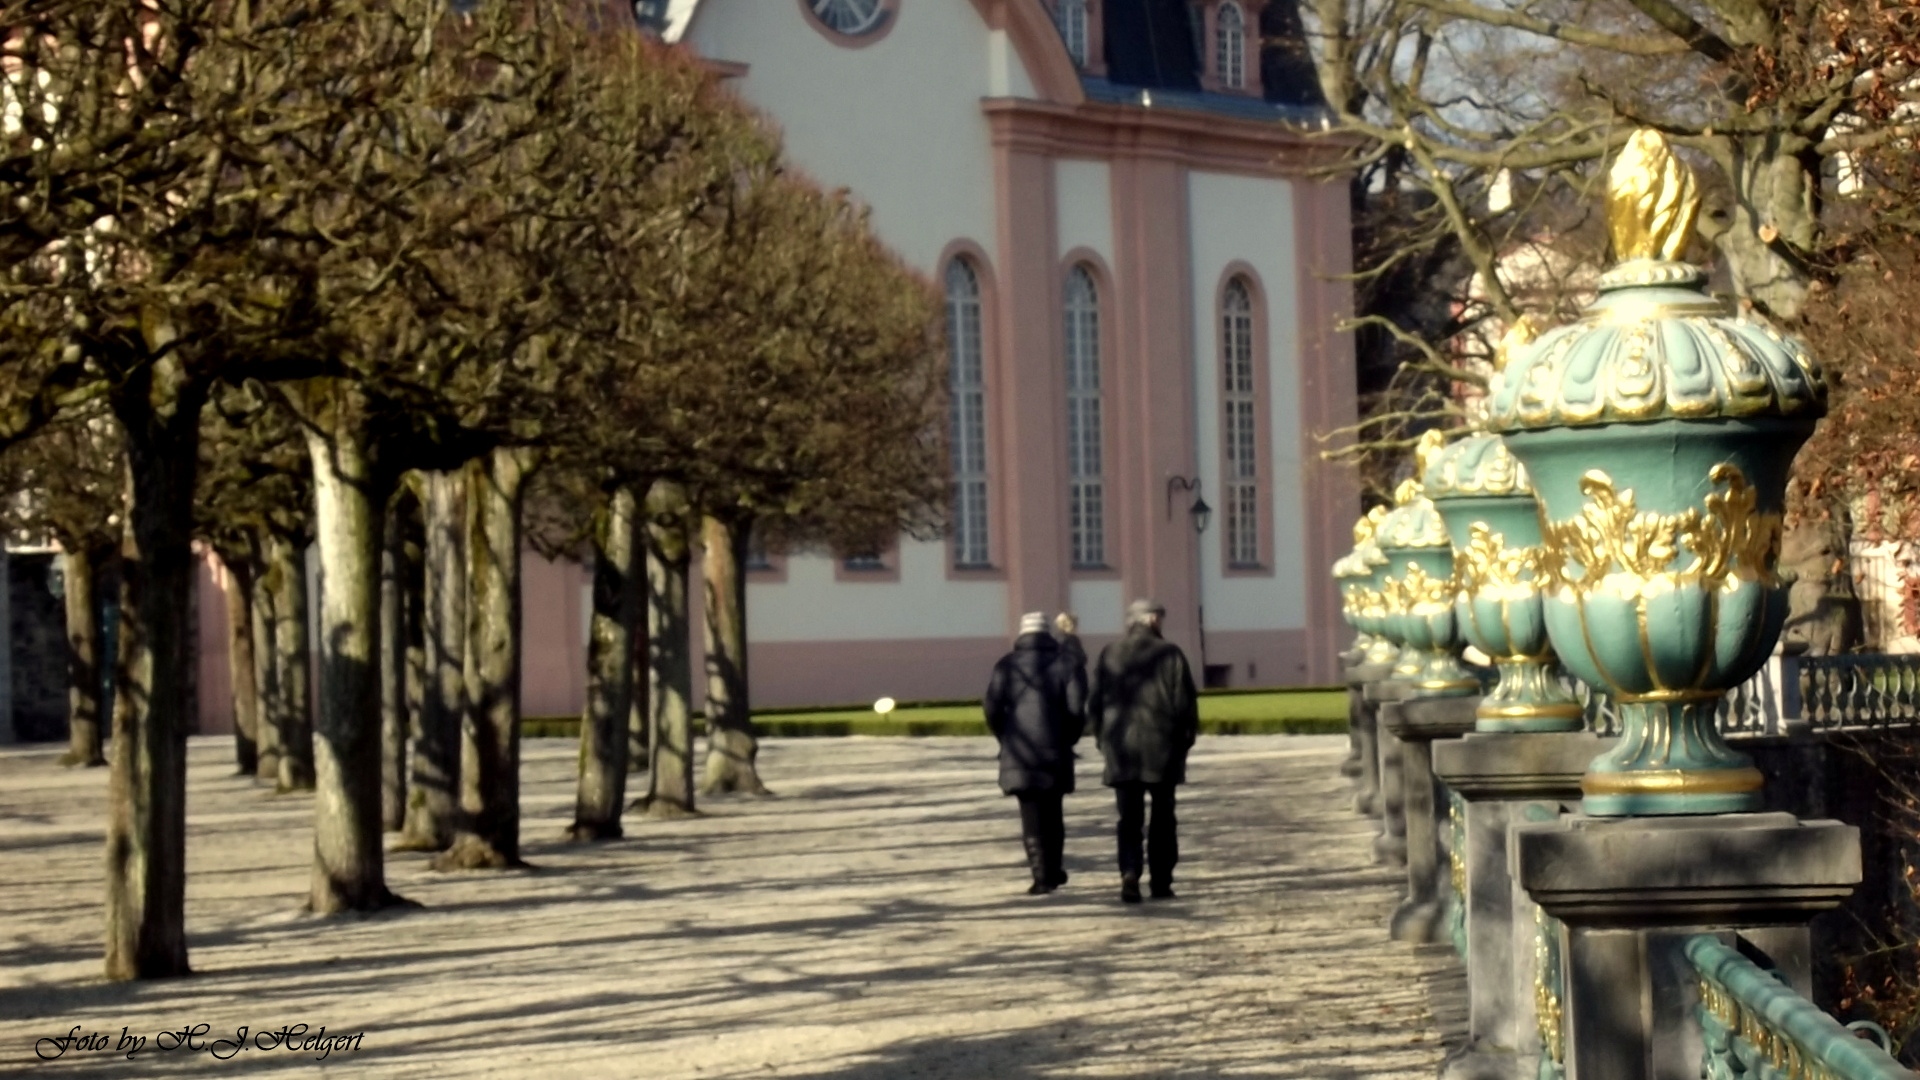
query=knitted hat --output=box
[1126,598,1166,624]
[1018,612,1049,635]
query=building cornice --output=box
[983,96,1357,176]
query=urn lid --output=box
[1377,431,1452,549]
[1484,131,1827,432]
[1333,539,1388,579]
[1422,432,1532,499]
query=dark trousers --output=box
[1017,792,1066,885]
[1114,782,1178,886]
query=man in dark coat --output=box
[1087,598,1199,903]
[985,612,1088,895]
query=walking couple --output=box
[983,599,1201,904]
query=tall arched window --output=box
[947,259,991,568]
[1064,265,1104,568]
[1216,1,1246,89]
[1056,0,1089,67]
[1221,277,1260,566]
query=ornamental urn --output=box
[1486,130,1827,815]
[1424,431,1584,732]
[1375,433,1479,698]
[1336,508,1395,666]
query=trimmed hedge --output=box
[522,688,1348,739]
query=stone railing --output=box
[1686,935,1916,1080]
[1569,655,1833,737]
[1799,654,1920,730]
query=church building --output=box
[649,0,1359,703]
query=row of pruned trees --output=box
[0,0,945,981]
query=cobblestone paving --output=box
[1,734,1454,1078]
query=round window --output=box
[809,0,887,35]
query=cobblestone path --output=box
[1,734,1454,1078]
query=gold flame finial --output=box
[1393,477,1421,506]
[1494,315,1539,373]
[1606,129,1700,263]
[1413,429,1447,476]
[1353,513,1377,545]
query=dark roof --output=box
[1258,0,1326,108]
[1093,0,1330,122]
[1100,0,1202,92]
[1080,78,1329,124]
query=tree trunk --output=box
[1709,133,1817,321]
[568,485,639,841]
[222,553,259,776]
[59,546,106,768]
[250,543,282,785]
[399,470,465,851]
[627,616,649,775]
[379,498,408,833]
[297,384,410,914]
[268,533,314,793]
[640,481,697,817]
[700,514,767,796]
[401,492,427,830]
[104,375,204,982]
[435,446,535,869]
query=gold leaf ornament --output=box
[1493,316,1539,374]
[1352,505,1390,545]
[1606,130,1701,263]
[1538,465,1782,600]
[1456,522,1539,597]
[1413,428,1447,476]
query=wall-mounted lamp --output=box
[1166,476,1212,536]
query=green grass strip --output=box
[523,689,1349,739]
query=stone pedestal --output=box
[1367,679,1409,866]
[1348,661,1392,815]
[1381,695,1478,943]
[1342,684,1366,779]
[1432,731,1614,1080]
[1514,813,1861,1080]
[1339,648,1366,781]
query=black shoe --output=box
[1149,883,1176,899]
[1120,878,1142,904]
[1048,870,1069,888]
[1027,881,1056,895]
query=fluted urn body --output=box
[1424,434,1583,731]
[1486,133,1827,814]
[1376,472,1478,698]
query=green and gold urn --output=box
[1423,431,1584,732]
[1486,130,1827,815]
[1376,435,1479,698]
[1337,509,1395,666]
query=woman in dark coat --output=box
[984,612,1088,894]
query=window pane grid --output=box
[1221,277,1259,566]
[1227,483,1259,567]
[948,260,991,568]
[1070,481,1104,568]
[1217,1,1245,89]
[1057,0,1088,66]
[1065,266,1104,568]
